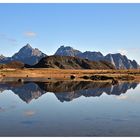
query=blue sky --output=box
[0,3,140,63]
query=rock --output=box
[18,79,24,82]
[70,75,76,80]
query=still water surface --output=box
[0,81,140,136]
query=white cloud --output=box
[24,31,37,37]
[24,110,36,117]
[118,49,127,55]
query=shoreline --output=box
[0,68,140,82]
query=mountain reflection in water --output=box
[0,81,138,103]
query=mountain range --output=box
[0,44,139,69]
[55,46,140,69]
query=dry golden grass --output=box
[0,68,140,82]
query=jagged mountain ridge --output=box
[104,53,139,69]
[77,51,104,61]
[0,44,139,69]
[55,45,82,56]
[55,46,140,69]
[0,44,46,65]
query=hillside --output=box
[31,55,115,69]
[0,61,25,69]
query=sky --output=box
[0,3,140,63]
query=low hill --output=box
[31,55,115,69]
[0,61,25,69]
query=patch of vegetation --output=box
[0,61,24,69]
[90,75,113,80]
[81,75,90,79]
[118,75,135,81]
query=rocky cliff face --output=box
[104,53,139,69]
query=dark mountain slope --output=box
[32,55,115,69]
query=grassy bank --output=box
[0,68,140,82]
